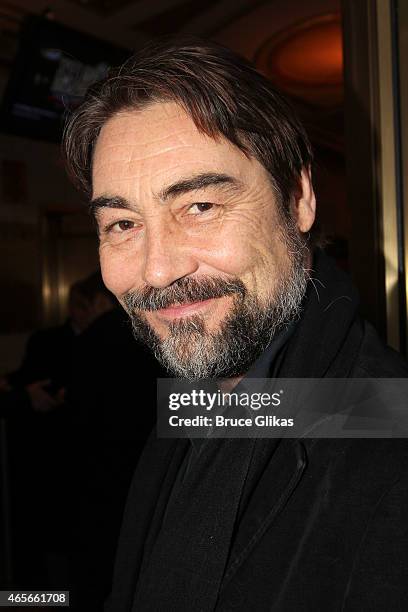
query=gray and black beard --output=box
[123,230,309,380]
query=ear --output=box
[292,166,316,233]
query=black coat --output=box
[66,308,165,609]
[106,252,408,611]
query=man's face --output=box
[91,102,314,378]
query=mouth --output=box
[154,297,217,320]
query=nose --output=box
[141,220,199,288]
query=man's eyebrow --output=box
[88,195,133,217]
[89,173,242,216]
[159,172,243,200]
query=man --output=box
[63,39,408,611]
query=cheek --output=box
[99,245,140,298]
[208,224,292,305]
[197,238,251,276]
[201,218,275,278]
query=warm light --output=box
[255,13,343,106]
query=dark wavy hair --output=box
[63,36,314,231]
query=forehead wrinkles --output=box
[93,126,195,176]
[95,125,196,153]
[92,144,197,181]
[94,102,236,168]
[92,104,261,199]
[93,150,250,196]
[94,103,197,153]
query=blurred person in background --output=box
[0,272,115,589]
[0,280,93,414]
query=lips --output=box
[155,297,216,319]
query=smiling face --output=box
[91,101,315,379]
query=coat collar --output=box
[278,250,361,378]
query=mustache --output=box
[123,276,246,312]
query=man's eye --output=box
[187,202,215,215]
[108,220,136,233]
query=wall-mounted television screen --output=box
[0,16,129,143]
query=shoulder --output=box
[303,437,408,515]
[353,319,408,377]
[309,436,408,474]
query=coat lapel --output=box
[138,436,190,569]
[107,434,189,611]
[222,437,307,586]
